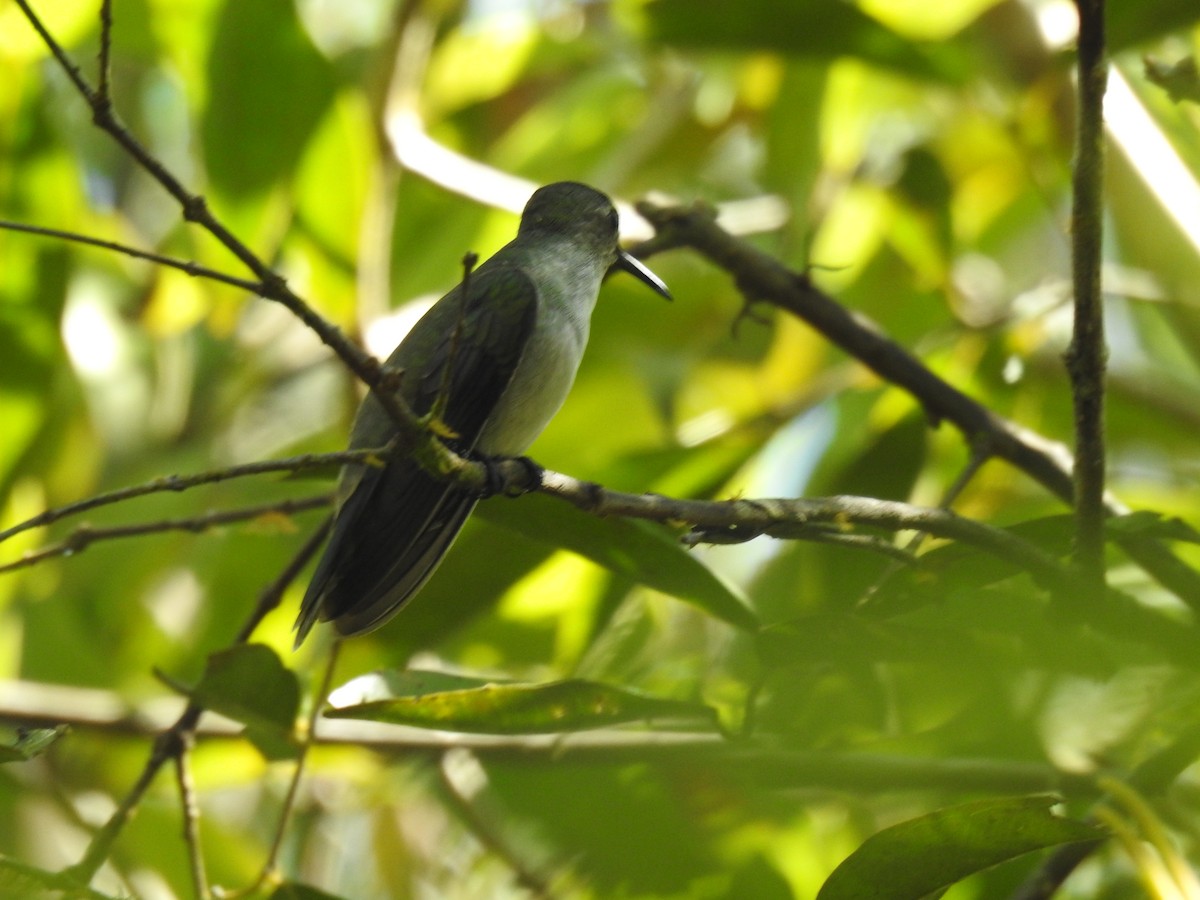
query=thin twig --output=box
[96,0,114,102]
[0,446,390,547]
[632,200,1200,611]
[228,641,342,897]
[1064,0,1110,592]
[0,219,262,293]
[858,444,992,609]
[61,520,330,886]
[10,0,431,447]
[240,518,333,644]
[0,495,331,575]
[66,707,202,883]
[0,854,118,900]
[174,731,211,900]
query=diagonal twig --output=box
[0,219,262,293]
[0,495,330,575]
[632,201,1200,612]
[10,0,434,452]
[0,446,392,547]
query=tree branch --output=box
[0,675,1097,797]
[0,219,263,293]
[233,642,343,897]
[0,495,330,575]
[0,447,393,548]
[10,0,440,454]
[57,519,330,886]
[632,200,1200,611]
[1064,0,1110,591]
[174,732,211,900]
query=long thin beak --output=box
[612,249,672,300]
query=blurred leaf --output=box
[1106,510,1200,543]
[816,795,1106,900]
[0,246,67,496]
[644,0,967,83]
[203,0,336,197]
[757,614,978,670]
[483,757,726,892]
[0,725,68,763]
[424,15,539,116]
[1108,0,1200,51]
[326,673,719,734]
[826,412,927,500]
[478,493,758,631]
[1144,55,1200,105]
[167,644,299,759]
[726,854,794,900]
[269,882,351,900]
[872,515,1075,608]
[0,852,122,899]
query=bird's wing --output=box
[295,266,539,644]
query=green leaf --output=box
[0,852,122,899]
[0,725,68,763]
[203,0,336,197]
[1109,0,1200,51]
[325,672,719,735]
[1144,55,1200,105]
[168,644,300,759]
[478,493,758,631]
[1106,510,1200,543]
[269,881,351,900]
[756,615,977,670]
[827,413,927,501]
[816,795,1106,900]
[644,0,967,83]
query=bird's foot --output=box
[478,455,544,498]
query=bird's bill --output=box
[613,249,672,300]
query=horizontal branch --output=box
[0,677,1092,797]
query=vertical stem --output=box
[1064,0,1109,593]
[253,640,342,892]
[97,0,114,101]
[175,733,211,900]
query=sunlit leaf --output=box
[816,795,1106,900]
[326,673,719,734]
[644,0,967,82]
[478,493,758,631]
[0,725,68,763]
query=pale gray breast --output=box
[478,299,590,455]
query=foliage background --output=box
[2,0,1200,897]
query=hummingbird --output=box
[294,182,670,647]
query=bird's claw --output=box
[477,455,544,498]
